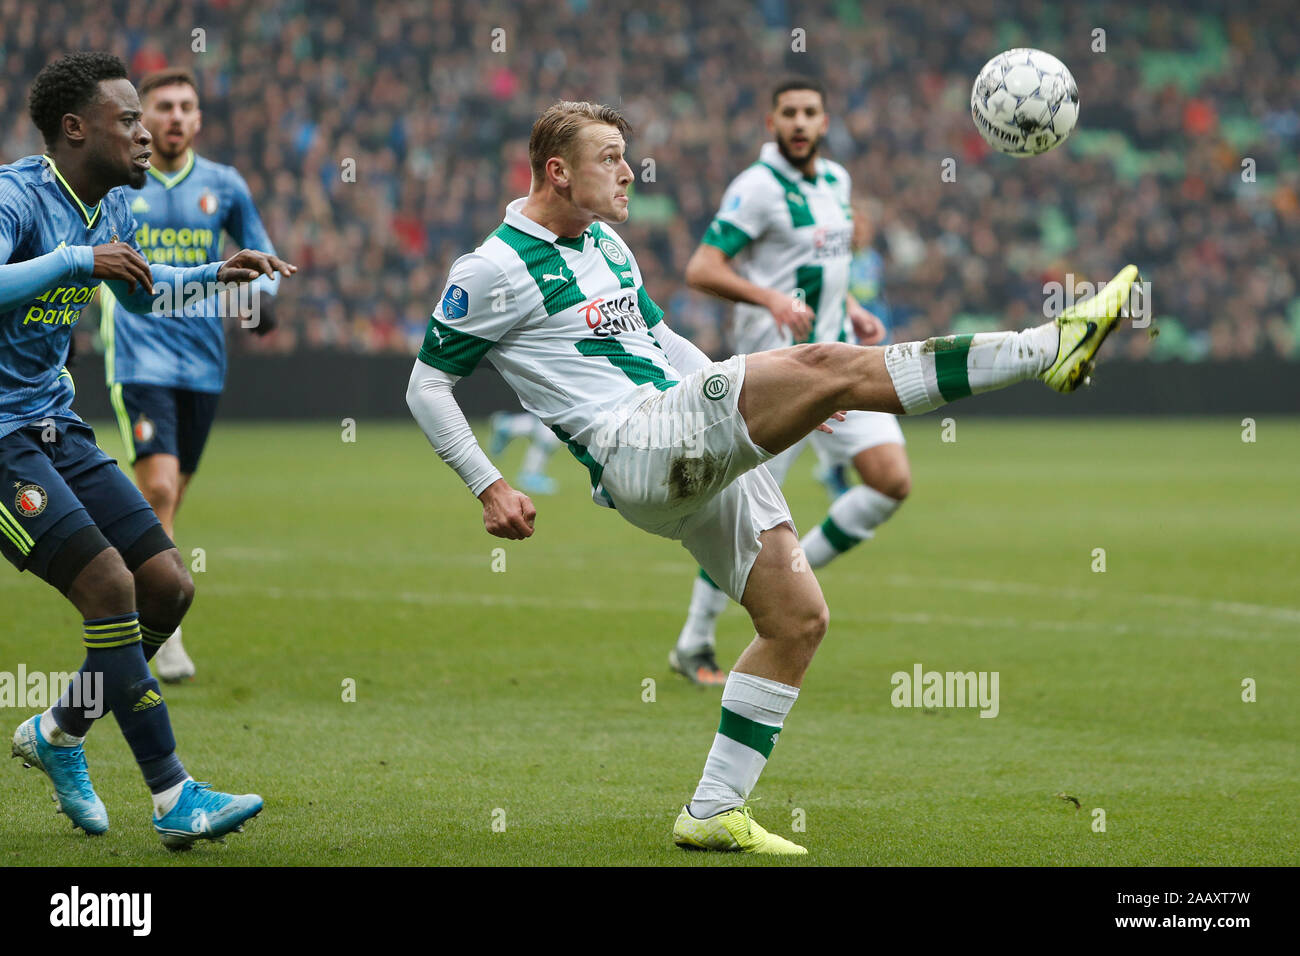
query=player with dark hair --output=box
[101,66,284,682]
[3,52,295,848]
[668,76,914,684]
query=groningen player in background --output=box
[102,67,282,682]
[407,100,1141,853]
[3,52,294,847]
[813,197,894,498]
[669,78,914,686]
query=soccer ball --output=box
[970,48,1079,157]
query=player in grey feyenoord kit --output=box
[405,101,1138,853]
[669,77,913,686]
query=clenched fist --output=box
[479,478,536,540]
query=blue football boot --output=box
[153,779,263,851]
[11,714,109,835]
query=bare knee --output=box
[857,446,912,502]
[135,549,195,624]
[67,548,135,619]
[138,473,179,513]
[792,598,830,652]
[872,471,911,502]
[789,341,857,372]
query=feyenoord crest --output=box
[134,414,156,444]
[702,373,730,401]
[14,483,47,518]
[198,189,219,215]
[597,237,626,265]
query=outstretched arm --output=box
[105,248,294,316]
[685,243,811,341]
[406,360,536,540]
[0,245,89,311]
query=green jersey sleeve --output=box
[417,254,518,377]
[701,168,779,257]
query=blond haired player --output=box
[406,101,1141,854]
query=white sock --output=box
[153,777,191,818]
[884,325,1059,414]
[801,485,902,568]
[675,573,728,654]
[689,671,799,818]
[40,708,84,747]
[531,419,561,449]
[520,442,553,475]
[504,413,536,439]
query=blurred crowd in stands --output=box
[3,0,1297,361]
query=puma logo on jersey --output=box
[542,273,568,283]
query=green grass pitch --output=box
[2,417,1296,866]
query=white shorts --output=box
[763,409,905,485]
[597,355,794,602]
[731,319,904,486]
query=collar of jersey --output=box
[41,154,103,229]
[759,142,822,185]
[147,148,195,189]
[504,197,591,248]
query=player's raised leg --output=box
[673,521,822,854]
[739,264,1141,455]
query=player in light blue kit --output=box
[101,67,282,681]
[3,53,295,848]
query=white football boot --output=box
[155,627,196,683]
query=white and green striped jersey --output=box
[417,198,677,473]
[701,142,854,348]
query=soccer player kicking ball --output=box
[2,53,295,848]
[671,77,913,686]
[102,67,284,683]
[407,101,1141,854]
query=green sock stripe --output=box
[84,619,139,631]
[84,624,141,649]
[83,625,139,637]
[819,515,860,553]
[933,334,975,401]
[141,625,171,646]
[718,706,781,760]
[697,567,721,589]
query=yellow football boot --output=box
[672,804,807,855]
[1041,264,1143,393]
